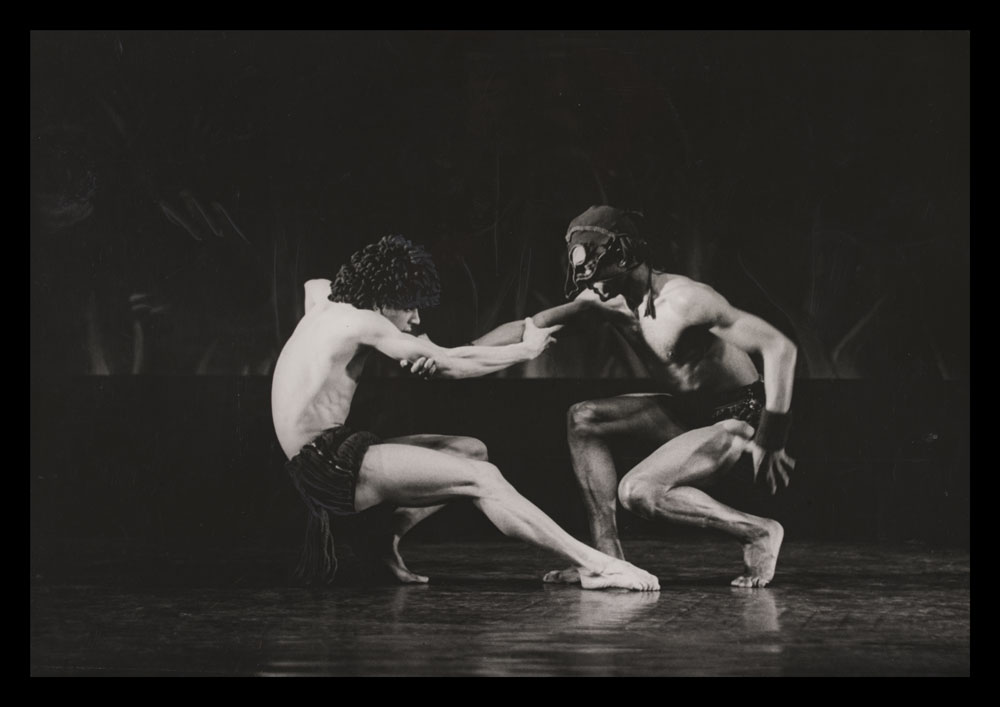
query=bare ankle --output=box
[593,538,624,559]
[741,518,779,542]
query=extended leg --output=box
[378,434,489,583]
[544,395,683,584]
[617,420,784,587]
[354,443,659,590]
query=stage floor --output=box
[30,538,969,676]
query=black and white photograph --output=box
[30,30,969,677]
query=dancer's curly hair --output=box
[329,235,441,310]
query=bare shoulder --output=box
[657,276,726,306]
[656,276,728,321]
[296,301,374,339]
[304,277,332,292]
[303,279,332,308]
[319,304,398,345]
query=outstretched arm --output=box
[470,299,596,346]
[402,291,631,376]
[357,311,560,379]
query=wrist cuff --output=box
[754,410,792,451]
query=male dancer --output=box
[542,206,797,588]
[272,234,659,590]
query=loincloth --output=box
[285,425,394,585]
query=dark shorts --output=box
[285,425,394,585]
[660,380,765,431]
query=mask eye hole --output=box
[570,245,588,266]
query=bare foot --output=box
[579,560,660,592]
[731,520,784,588]
[381,537,429,584]
[542,567,581,584]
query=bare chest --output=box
[626,312,722,390]
[639,311,714,360]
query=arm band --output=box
[754,410,792,451]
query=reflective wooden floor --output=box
[30,539,969,676]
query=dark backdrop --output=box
[31,31,969,379]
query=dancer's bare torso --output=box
[272,272,762,457]
[592,274,760,394]
[272,283,549,459]
[271,300,376,459]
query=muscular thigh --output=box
[622,419,755,491]
[381,434,486,460]
[383,433,451,447]
[577,394,688,447]
[354,443,487,511]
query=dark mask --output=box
[564,206,646,300]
